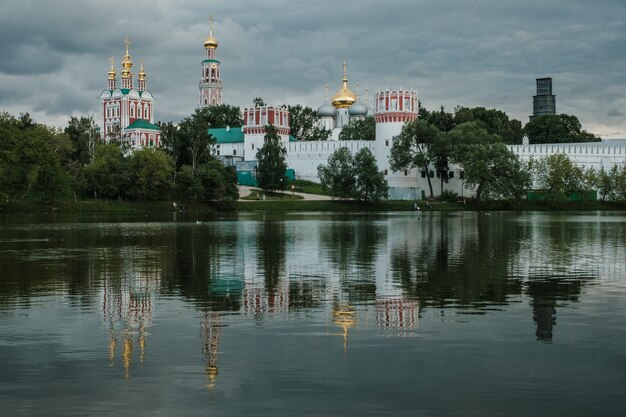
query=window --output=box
[421,171,426,178]
[233,149,237,155]
[429,171,434,178]
[251,144,255,150]
[404,170,408,176]
[384,169,388,175]
[217,150,220,156]
[385,140,389,147]
[449,171,454,179]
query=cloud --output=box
[0,0,624,134]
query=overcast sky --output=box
[1,0,625,137]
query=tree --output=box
[524,114,600,144]
[452,142,529,202]
[531,154,586,201]
[338,116,375,141]
[177,110,215,176]
[595,167,616,201]
[317,147,388,201]
[253,97,266,107]
[353,148,388,201]
[453,106,523,144]
[287,104,330,141]
[389,119,441,199]
[80,143,125,200]
[126,148,174,200]
[317,147,356,199]
[256,125,287,192]
[423,106,455,133]
[65,115,99,165]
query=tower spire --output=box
[137,59,147,91]
[199,16,222,107]
[120,37,133,89]
[107,56,117,89]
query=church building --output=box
[99,38,160,148]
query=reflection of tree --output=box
[257,221,286,294]
[319,217,382,301]
[393,213,525,308]
[163,224,242,312]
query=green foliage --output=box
[524,114,600,144]
[256,125,288,193]
[389,119,442,199]
[65,115,99,165]
[317,147,356,199]
[453,141,529,202]
[422,106,455,132]
[125,148,174,200]
[253,97,266,107]
[0,112,72,201]
[287,104,330,141]
[160,105,242,170]
[438,190,458,202]
[338,116,375,141]
[80,143,125,200]
[531,154,588,201]
[453,106,523,144]
[317,147,388,202]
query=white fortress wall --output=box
[508,143,626,170]
[286,140,375,182]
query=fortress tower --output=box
[199,17,223,107]
[373,88,418,179]
[242,105,290,161]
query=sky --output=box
[0,0,625,137]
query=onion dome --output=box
[107,56,116,80]
[348,84,367,116]
[317,84,338,117]
[138,59,146,81]
[331,61,357,109]
[121,37,133,78]
[204,16,219,49]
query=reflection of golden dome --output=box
[332,303,357,353]
[331,61,357,109]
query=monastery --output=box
[98,22,626,199]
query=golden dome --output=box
[204,16,218,49]
[121,37,133,78]
[138,59,146,81]
[107,56,116,80]
[331,61,357,109]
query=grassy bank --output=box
[1,198,625,214]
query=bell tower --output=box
[199,16,223,107]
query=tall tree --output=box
[287,104,330,141]
[126,148,174,200]
[256,125,287,192]
[65,115,99,165]
[317,147,357,200]
[353,147,388,201]
[317,147,387,201]
[452,141,529,202]
[338,116,375,141]
[389,119,441,199]
[80,143,125,200]
[524,114,599,144]
[531,154,587,201]
[454,106,523,144]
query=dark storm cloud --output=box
[0,0,624,135]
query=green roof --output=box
[126,119,160,131]
[209,127,244,143]
[289,135,297,142]
[202,59,221,64]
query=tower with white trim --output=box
[373,88,418,181]
[199,16,223,107]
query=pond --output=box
[1,211,625,416]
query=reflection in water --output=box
[200,310,222,390]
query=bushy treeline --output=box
[0,108,239,204]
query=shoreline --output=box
[1,199,625,214]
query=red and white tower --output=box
[373,88,418,177]
[242,106,290,161]
[199,17,223,107]
[99,38,160,148]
